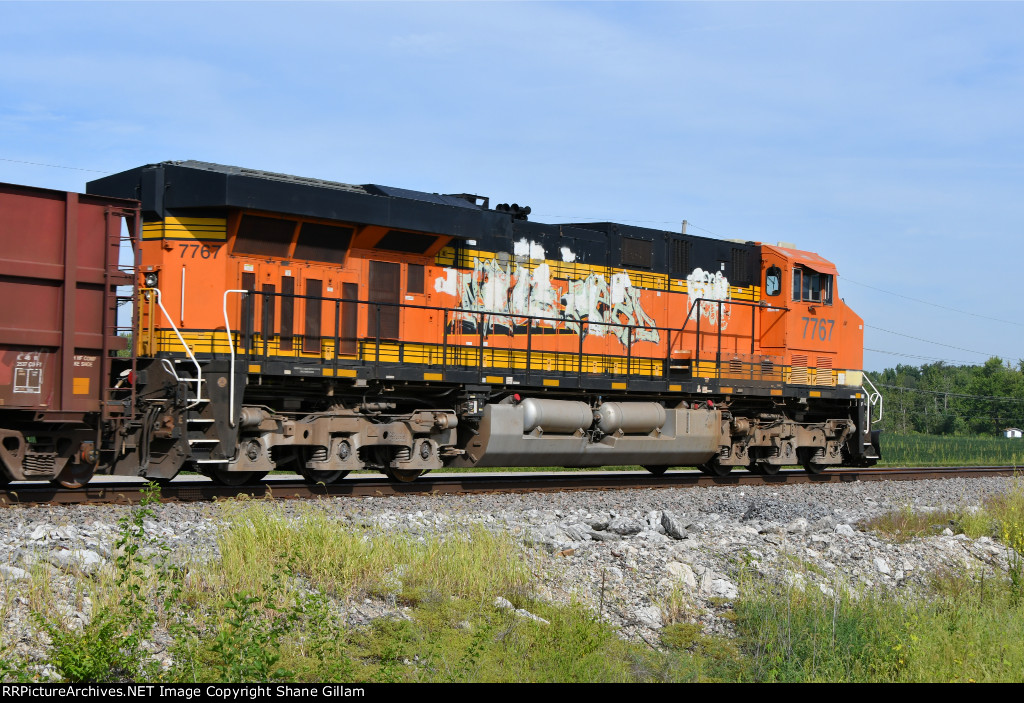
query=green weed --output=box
[32,482,168,682]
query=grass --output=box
[211,499,534,604]
[862,477,1024,544]
[877,434,1024,467]
[727,574,1024,682]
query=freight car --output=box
[0,161,881,487]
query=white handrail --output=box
[142,287,203,409]
[223,289,249,427]
[862,373,884,425]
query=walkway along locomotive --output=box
[0,161,881,487]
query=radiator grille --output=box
[791,355,808,385]
[816,356,834,386]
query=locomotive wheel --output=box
[299,469,350,485]
[749,461,781,476]
[55,462,95,489]
[797,449,827,475]
[209,469,267,486]
[385,468,425,483]
[698,457,732,476]
[642,465,669,476]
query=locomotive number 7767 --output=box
[802,316,835,341]
[178,243,222,259]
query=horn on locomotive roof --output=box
[495,203,532,220]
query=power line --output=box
[845,278,1023,328]
[864,347,978,366]
[865,324,1015,359]
[0,157,111,174]
[875,383,1024,403]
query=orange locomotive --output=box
[0,161,881,486]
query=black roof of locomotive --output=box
[86,161,760,278]
[87,160,504,241]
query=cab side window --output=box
[792,266,833,304]
[765,266,781,296]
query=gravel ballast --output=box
[0,476,1019,669]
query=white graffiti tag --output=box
[435,258,660,345]
[685,268,731,330]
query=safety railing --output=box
[202,288,774,387]
[677,297,789,381]
[140,287,205,409]
[862,374,884,425]
[223,289,249,427]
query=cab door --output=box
[759,252,788,351]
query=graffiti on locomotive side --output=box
[435,256,660,345]
[686,267,732,330]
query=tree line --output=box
[867,358,1024,436]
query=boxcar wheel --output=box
[642,465,669,476]
[55,462,95,489]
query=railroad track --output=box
[0,466,1019,506]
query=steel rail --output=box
[0,466,1019,507]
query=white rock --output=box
[708,578,739,599]
[874,557,891,575]
[786,573,807,591]
[607,517,643,536]
[493,597,514,610]
[0,565,29,581]
[634,605,664,629]
[513,607,550,625]
[47,548,105,575]
[834,524,856,537]
[661,511,688,540]
[646,510,664,530]
[603,566,624,583]
[787,518,809,534]
[54,526,80,541]
[637,530,669,544]
[666,561,697,590]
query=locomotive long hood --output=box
[87,160,497,241]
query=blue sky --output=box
[2,1,1022,373]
